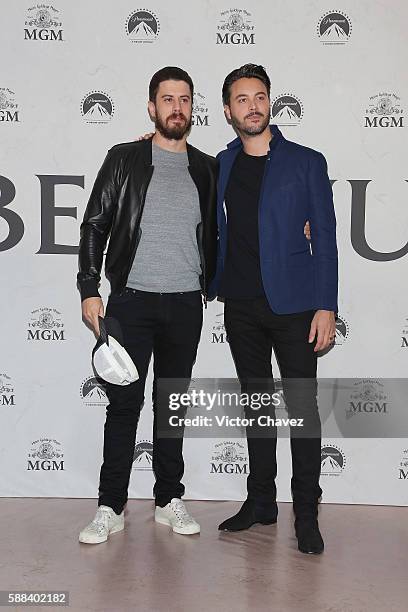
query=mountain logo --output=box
[27,308,65,341]
[0,373,15,407]
[133,440,153,470]
[271,94,303,126]
[216,8,255,45]
[192,92,210,128]
[24,5,64,41]
[80,376,108,407]
[81,92,114,124]
[364,93,403,129]
[334,315,350,346]
[126,10,160,43]
[321,444,346,476]
[401,318,408,348]
[0,88,19,123]
[317,11,352,45]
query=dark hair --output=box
[222,63,271,105]
[149,66,194,102]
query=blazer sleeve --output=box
[77,149,119,301]
[307,151,338,312]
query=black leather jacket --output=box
[77,138,217,302]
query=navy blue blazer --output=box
[210,124,338,314]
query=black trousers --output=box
[98,288,203,515]
[224,296,323,518]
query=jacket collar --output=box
[140,137,153,166]
[226,124,283,151]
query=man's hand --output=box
[308,310,336,352]
[82,297,104,336]
[304,221,311,241]
[135,132,155,141]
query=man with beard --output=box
[77,66,217,544]
[214,64,338,554]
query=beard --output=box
[230,111,270,137]
[154,111,192,140]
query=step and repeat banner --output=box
[1,1,407,505]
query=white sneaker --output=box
[154,498,200,535]
[79,505,124,544]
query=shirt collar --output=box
[226,124,283,152]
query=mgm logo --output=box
[24,5,64,41]
[398,449,408,480]
[27,308,65,341]
[0,374,15,407]
[216,9,255,45]
[210,441,248,475]
[364,93,403,129]
[211,313,228,344]
[192,92,209,127]
[27,438,64,471]
[0,88,19,123]
[346,379,388,417]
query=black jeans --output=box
[224,296,323,519]
[98,288,203,514]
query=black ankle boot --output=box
[218,499,278,532]
[295,518,324,554]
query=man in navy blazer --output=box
[213,64,338,554]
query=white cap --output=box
[92,317,138,386]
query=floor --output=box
[1,499,407,612]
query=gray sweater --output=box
[127,143,202,292]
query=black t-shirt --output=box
[220,149,267,298]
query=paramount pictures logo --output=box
[321,444,346,476]
[271,94,303,127]
[80,376,108,407]
[27,438,64,471]
[192,92,209,127]
[317,10,352,45]
[364,93,403,128]
[81,92,114,124]
[346,379,388,419]
[24,4,63,41]
[398,449,408,480]
[125,9,160,43]
[401,319,408,348]
[216,9,255,45]
[0,373,15,407]
[211,313,228,344]
[27,308,65,341]
[210,441,248,475]
[334,315,350,346]
[0,88,19,123]
[133,440,153,471]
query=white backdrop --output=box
[1,1,407,505]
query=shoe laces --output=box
[169,499,193,523]
[93,506,113,528]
